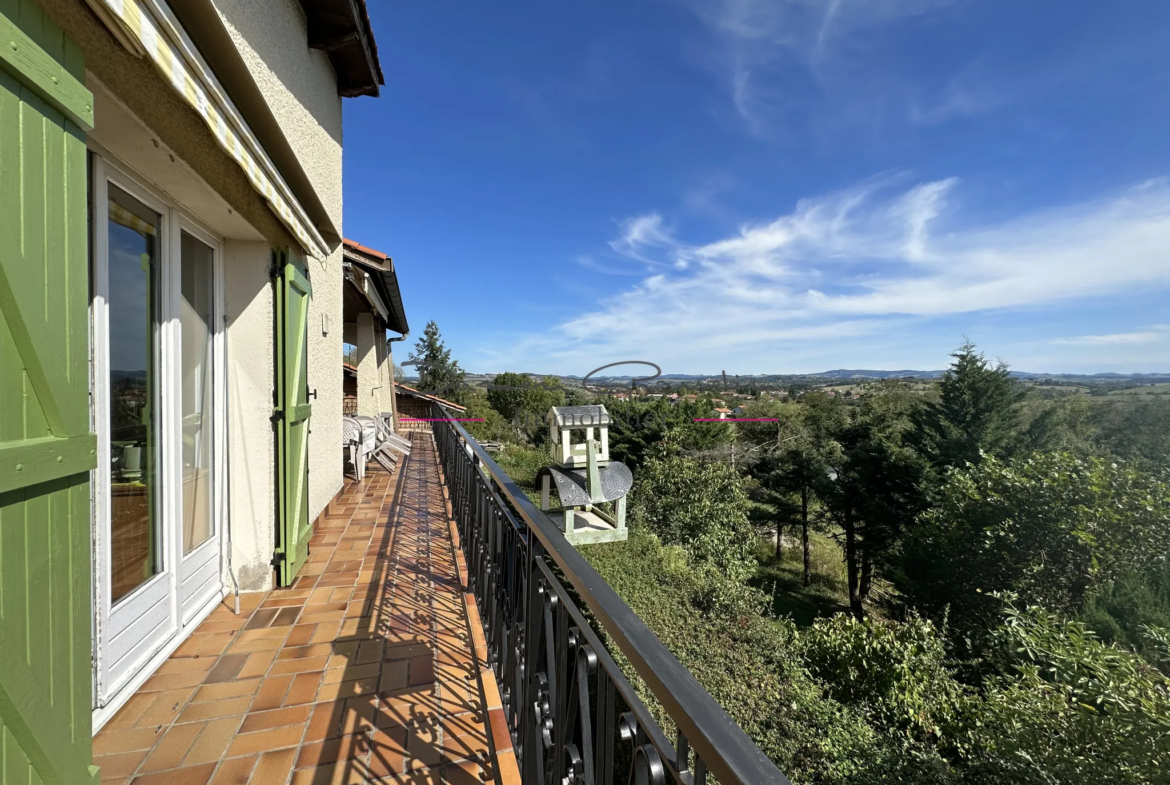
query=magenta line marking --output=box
[692,418,780,422]
[399,418,486,422]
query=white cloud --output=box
[1054,326,1170,346]
[490,176,1170,372]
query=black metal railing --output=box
[431,404,792,785]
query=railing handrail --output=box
[437,406,792,785]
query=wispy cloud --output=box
[680,0,954,135]
[1054,326,1170,346]
[490,176,1170,371]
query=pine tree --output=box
[408,321,465,401]
[913,340,1025,469]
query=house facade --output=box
[0,0,384,774]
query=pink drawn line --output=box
[692,418,780,422]
[400,418,486,422]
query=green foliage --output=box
[899,452,1170,651]
[607,399,733,469]
[1092,397,1170,469]
[486,372,564,428]
[408,321,465,402]
[913,341,1025,470]
[582,531,954,785]
[458,387,514,444]
[631,455,756,588]
[1079,564,1170,668]
[965,603,1170,784]
[802,614,967,746]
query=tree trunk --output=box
[844,507,864,620]
[801,487,811,588]
[775,521,783,561]
[859,550,873,602]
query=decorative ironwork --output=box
[432,405,792,785]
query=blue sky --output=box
[343,0,1170,375]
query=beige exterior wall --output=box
[223,241,277,591]
[209,0,346,528]
[355,312,380,417]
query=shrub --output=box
[630,455,757,585]
[964,604,1170,784]
[898,452,1170,651]
[802,614,967,746]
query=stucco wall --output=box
[210,0,346,525]
[209,0,343,230]
[306,249,343,522]
[223,241,276,592]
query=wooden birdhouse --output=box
[537,405,631,545]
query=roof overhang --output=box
[344,239,408,335]
[297,0,384,98]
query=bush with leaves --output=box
[631,455,757,590]
[802,613,968,748]
[898,451,1170,651]
[963,603,1170,784]
[582,530,956,785]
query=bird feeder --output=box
[535,405,632,545]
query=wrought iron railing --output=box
[431,404,792,785]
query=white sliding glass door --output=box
[91,156,226,714]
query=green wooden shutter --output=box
[274,249,312,586]
[0,2,99,784]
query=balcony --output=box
[93,414,788,784]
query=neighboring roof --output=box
[297,0,385,98]
[343,239,408,335]
[714,408,732,414]
[395,384,467,412]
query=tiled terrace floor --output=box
[93,435,518,785]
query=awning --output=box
[88,0,330,260]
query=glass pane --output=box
[181,232,214,554]
[108,184,160,604]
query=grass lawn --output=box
[749,531,850,626]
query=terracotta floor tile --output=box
[183,716,240,765]
[252,747,298,784]
[94,749,150,779]
[368,726,407,778]
[203,653,249,684]
[239,705,312,734]
[237,650,278,680]
[285,624,317,647]
[95,438,505,785]
[139,721,204,772]
[129,763,217,785]
[249,674,293,711]
[93,727,161,756]
[283,671,324,706]
[303,702,341,743]
[135,688,198,728]
[207,754,256,785]
[270,656,329,676]
[224,724,305,758]
[192,678,260,703]
[176,696,252,723]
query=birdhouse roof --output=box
[548,405,610,427]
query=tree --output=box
[486,372,564,431]
[408,321,465,402]
[631,455,756,588]
[898,452,1170,651]
[815,389,927,619]
[753,406,832,585]
[913,341,1025,470]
